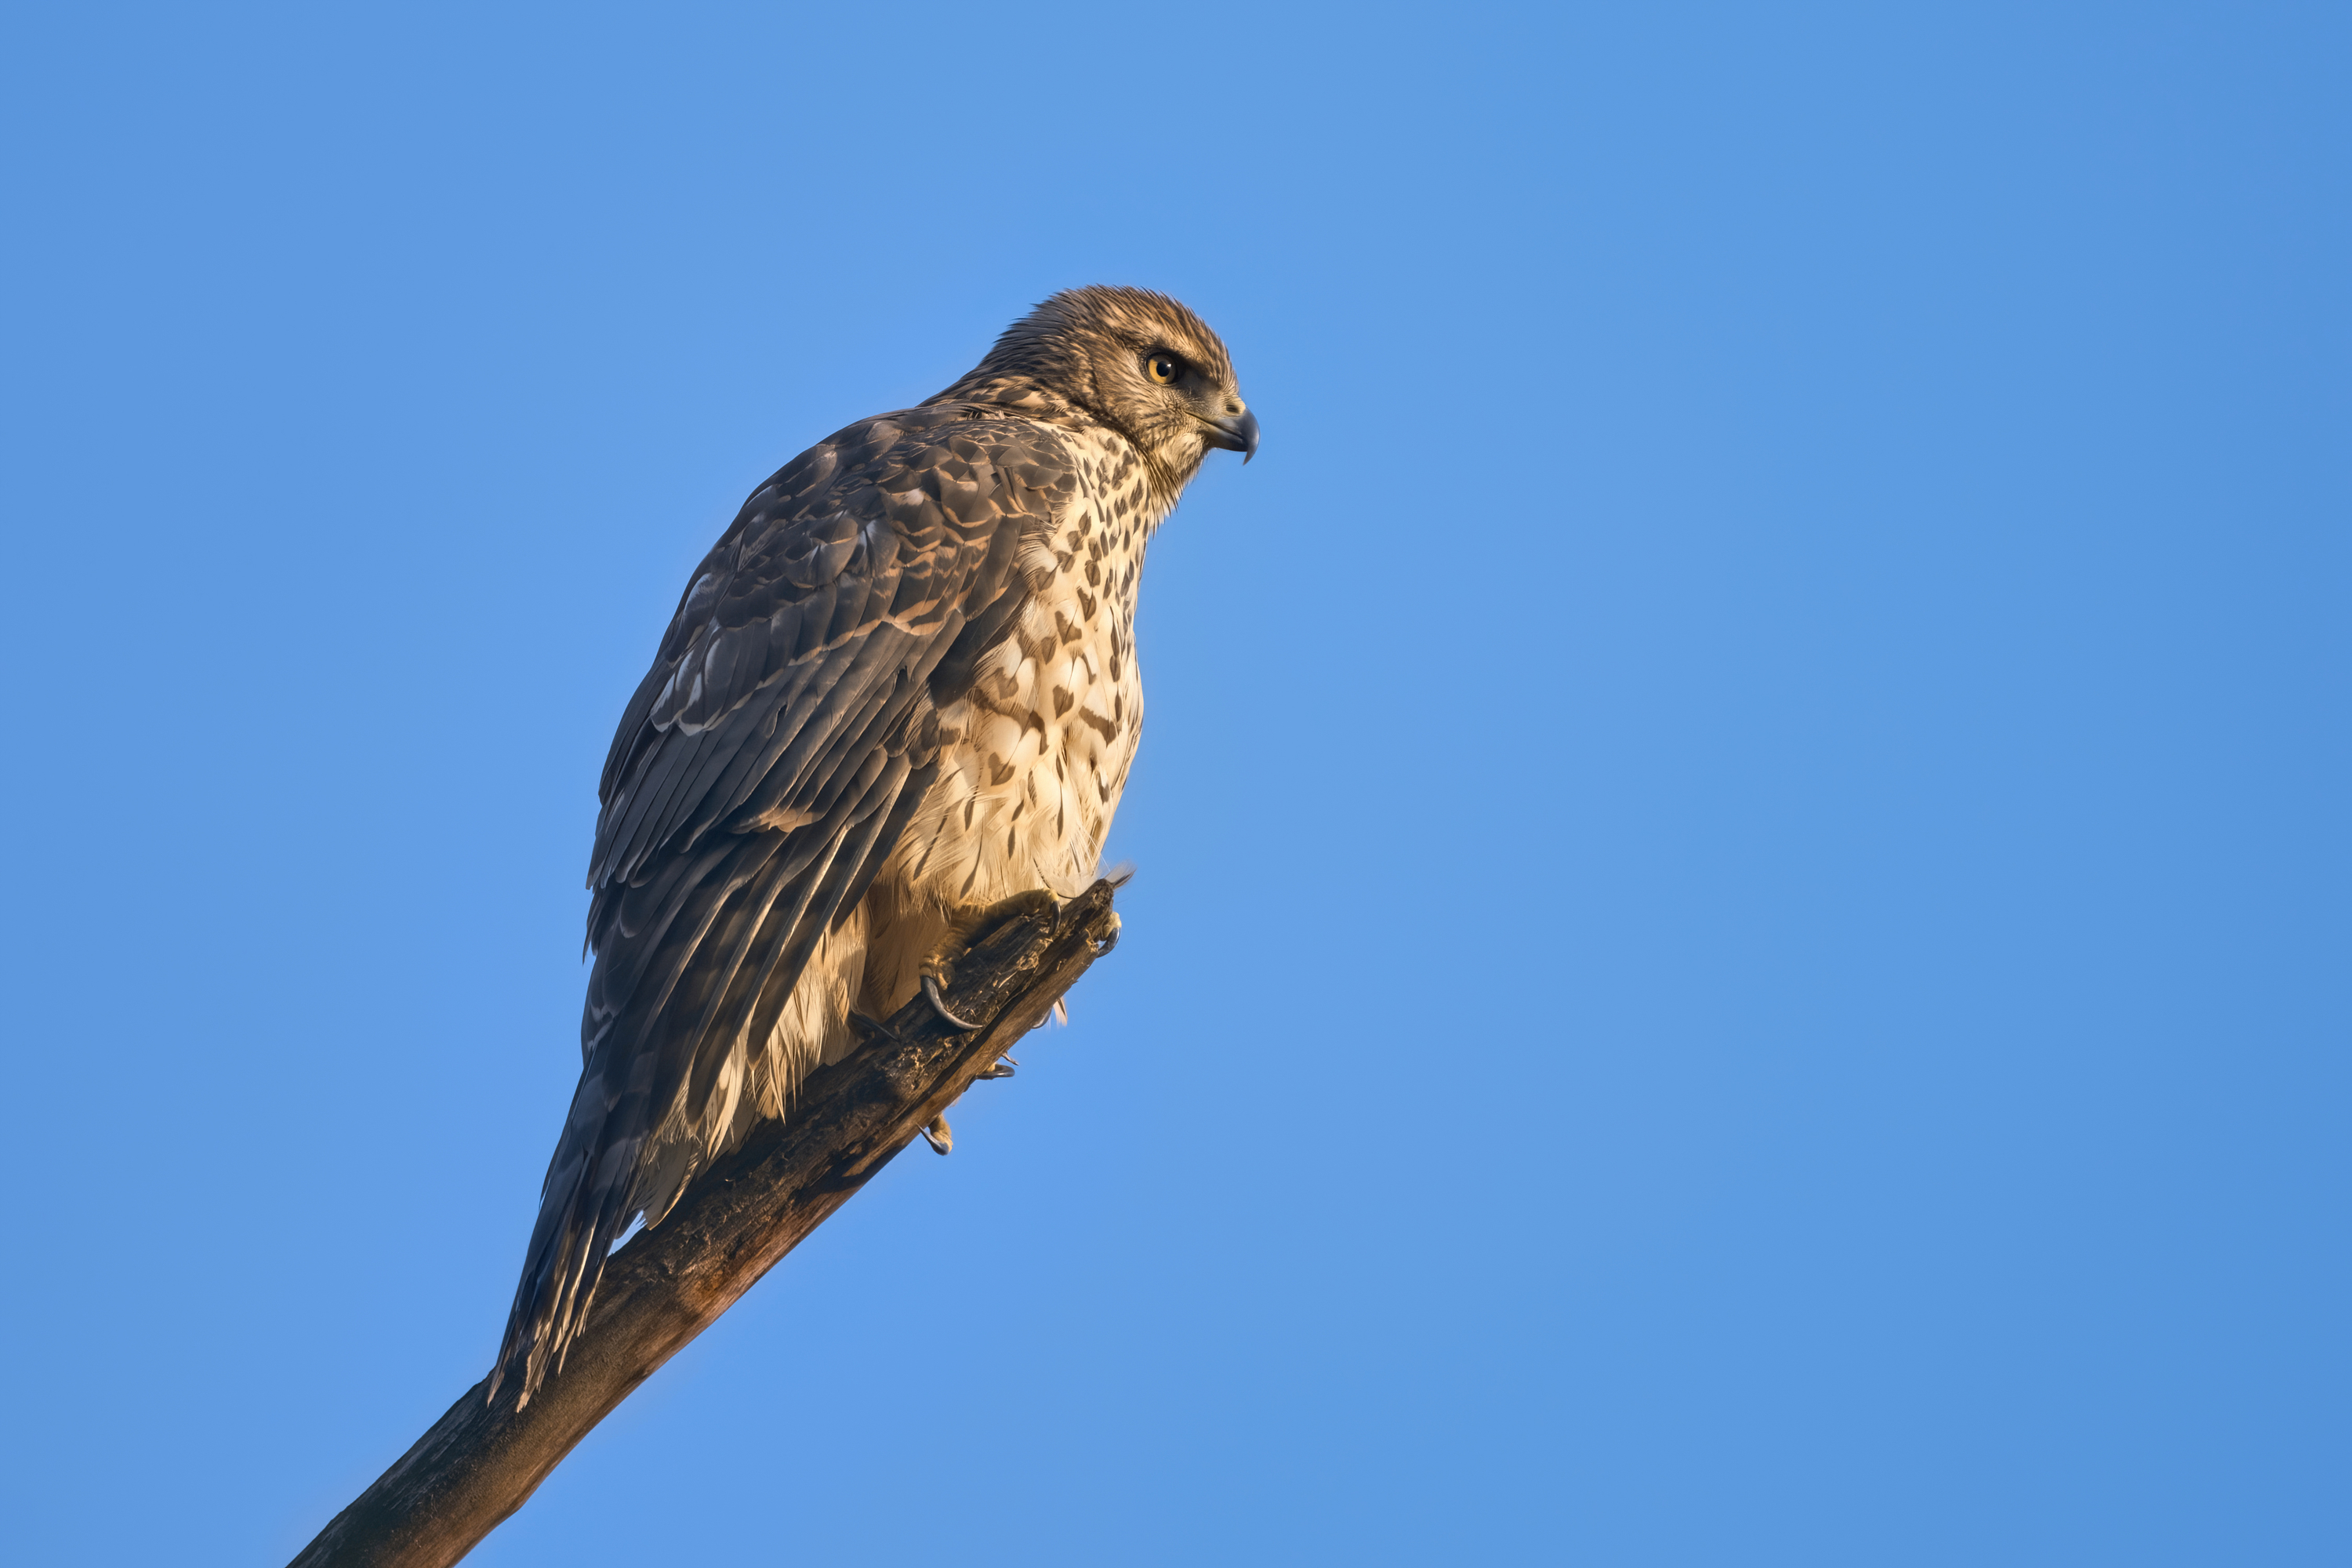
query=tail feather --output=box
[489,758,931,1409]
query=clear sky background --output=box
[2,3,2344,1564]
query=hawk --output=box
[492,287,1255,1406]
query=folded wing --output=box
[493,408,1074,1405]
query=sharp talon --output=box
[920,1113,953,1155]
[923,973,984,1031]
[849,1010,901,1045]
[977,1062,1015,1080]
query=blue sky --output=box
[2,2,2344,1563]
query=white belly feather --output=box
[829,423,1158,1054]
[659,428,1167,1181]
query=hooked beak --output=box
[1200,406,1260,463]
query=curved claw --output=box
[1088,911,1123,956]
[922,972,985,1031]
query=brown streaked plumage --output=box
[492,287,1255,1406]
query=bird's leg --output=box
[919,888,1062,1029]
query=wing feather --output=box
[493,406,1072,1406]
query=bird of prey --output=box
[492,287,1256,1406]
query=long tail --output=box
[489,760,931,1408]
[488,825,794,1409]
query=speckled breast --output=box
[884,422,1163,909]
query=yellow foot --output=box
[920,889,1062,1030]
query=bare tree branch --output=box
[289,882,1122,1568]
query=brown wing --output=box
[494,406,1076,1406]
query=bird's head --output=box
[938,285,1258,491]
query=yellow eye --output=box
[1145,352,1181,385]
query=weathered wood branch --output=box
[289,881,1122,1568]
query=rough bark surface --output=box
[289,882,1121,1568]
